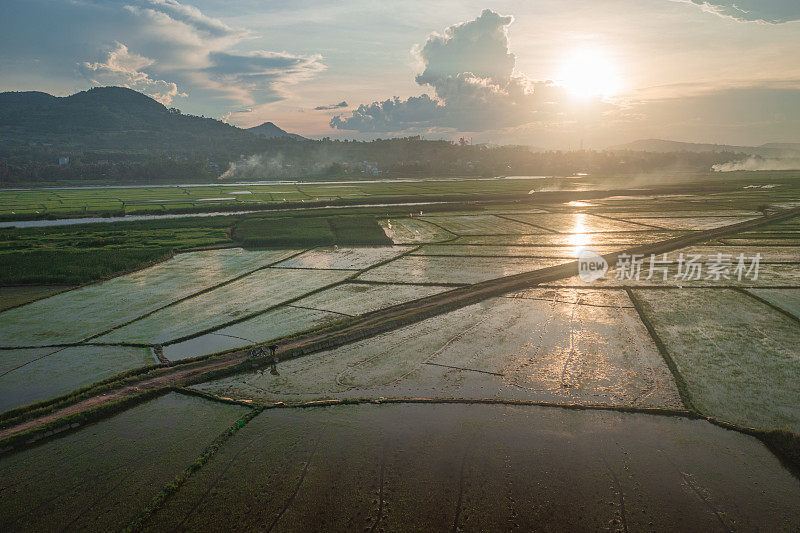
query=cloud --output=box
[331,9,578,133]
[414,9,515,87]
[131,0,240,38]
[204,51,325,106]
[78,42,186,104]
[678,1,800,23]
[114,1,326,107]
[314,101,348,110]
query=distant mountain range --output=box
[0,86,306,161]
[609,139,800,157]
[246,121,306,140]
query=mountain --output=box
[246,121,306,140]
[0,87,302,163]
[609,139,800,157]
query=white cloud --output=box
[118,0,325,107]
[331,9,585,133]
[677,1,800,23]
[78,42,186,105]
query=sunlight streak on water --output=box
[567,213,593,257]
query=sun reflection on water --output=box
[567,213,593,257]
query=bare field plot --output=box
[196,289,681,408]
[162,283,450,360]
[621,216,757,230]
[97,268,353,344]
[379,217,454,244]
[141,403,800,532]
[505,213,652,232]
[417,214,544,235]
[357,255,568,285]
[452,231,684,246]
[0,392,248,531]
[634,288,800,432]
[272,246,410,270]
[747,288,800,319]
[0,345,156,412]
[0,248,299,346]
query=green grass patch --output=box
[0,247,173,284]
[233,214,390,247]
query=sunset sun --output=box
[557,48,622,100]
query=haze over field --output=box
[2,0,800,149]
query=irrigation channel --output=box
[1,206,798,444]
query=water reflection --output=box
[567,213,593,257]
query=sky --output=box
[1,0,799,148]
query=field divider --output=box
[125,396,264,532]
[183,394,800,480]
[625,288,697,413]
[81,248,311,343]
[0,387,168,457]
[591,212,672,230]
[286,304,354,317]
[157,244,422,347]
[495,213,559,233]
[159,272,361,347]
[1,207,798,445]
[735,287,800,325]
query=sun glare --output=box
[557,48,622,100]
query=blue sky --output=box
[2,0,799,147]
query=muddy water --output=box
[141,403,800,531]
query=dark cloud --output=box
[682,1,800,23]
[314,101,348,110]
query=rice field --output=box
[0,248,299,346]
[0,392,248,531]
[95,268,353,344]
[667,245,800,262]
[356,255,569,285]
[417,214,545,235]
[139,403,800,532]
[161,282,450,360]
[620,216,757,230]
[162,305,340,361]
[504,213,653,232]
[747,288,800,319]
[195,288,682,408]
[0,285,71,312]
[272,245,410,270]
[0,345,156,411]
[451,231,684,246]
[633,288,800,432]
[379,217,455,243]
[556,263,800,288]
[412,243,631,258]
